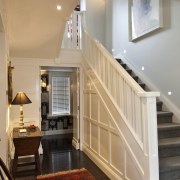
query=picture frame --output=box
[129,0,163,41]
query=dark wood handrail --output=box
[0,158,14,180]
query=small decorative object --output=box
[18,128,27,136]
[19,129,27,133]
[129,0,163,41]
[7,61,14,104]
[41,102,48,117]
[41,120,46,126]
[41,120,49,131]
[28,124,36,132]
[63,117,68,129]
[49,120,56,130]
[57,120,63,130]
[41,92,49,103]
[11,92,32,128]
[41,74,48,92]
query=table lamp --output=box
[11,92,32,128]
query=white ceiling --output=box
[7,0,79,59]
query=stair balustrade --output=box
[82,30,160,180]
[61,11,82,49]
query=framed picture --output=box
[129,0,163,41]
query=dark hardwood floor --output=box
[13,133,110,180]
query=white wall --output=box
[85,0,106,45]
[10,61,40,127]
[103,0,180,121]
[0,0,9,163]
[10,50,82,127]
[0,31,8,163]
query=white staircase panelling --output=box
[83,72,145,179]
[82,30,160,179]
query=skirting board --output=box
[72,137,80,150]
[82,144,123,180]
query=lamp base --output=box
[19,121,24,129]
[19,105,24,128]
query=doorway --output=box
[40,66,80,150]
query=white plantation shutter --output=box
[52,76,70,115]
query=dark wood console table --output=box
[12,127,42,177]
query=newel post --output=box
[141,94,160,180]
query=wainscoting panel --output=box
[91,123,98,154]
[99,101,110,126]
[99,127,109,162]
[82,70,146,179]
[125,151,142,180]
[110,132,124,175]
[83,84,127,179]
[83,118,90,147]
[84,93,90,118]
[91,93,99,121]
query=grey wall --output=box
[103,0,180,121]
[105,0,113,53]
[83,0,180,120]
[85,0,106,45]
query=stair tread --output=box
[157,111,173,116]
[120,63,126,65]
[132,75,138,78]
[157,101,163,111]
[120,63,126,69]
[157,101,163,105]
[116,59,122,64]
[159,156,180,172]
[138,82,145,86]
[116,59,179,177]
[158,123,180,130]
[159,137,180,147]
[125,68,132,71]
[132,75,138,81]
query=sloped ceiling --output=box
[7,0,79,59]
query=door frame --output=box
[38,65,83,151]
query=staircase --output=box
[116,59,180,180]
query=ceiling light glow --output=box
[168,91,172,95]
[141,66,145,71]
[57,5,62,10]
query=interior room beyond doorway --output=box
[40,66,80,144]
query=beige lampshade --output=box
[11,92,32,105]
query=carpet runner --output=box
[36,168,95,180]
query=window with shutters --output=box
[52,76,70,115]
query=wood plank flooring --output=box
[13,133,110,180]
